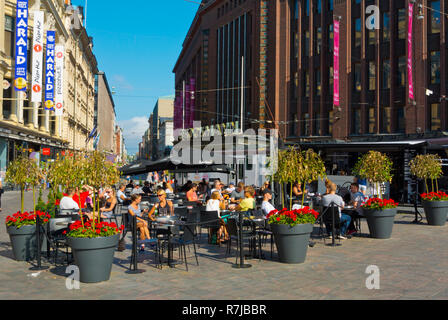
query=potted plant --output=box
[4,153,50,261]
[361,198,398,239]
[58,151,122,283]
[5,211,51,261]
[353,151,396,239]
[267,207,318,264]
[410,154,447,226]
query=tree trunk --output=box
[290,183,293,210]
[21,185,24,213]
[301,182,306,207]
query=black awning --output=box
[120,157,235,176]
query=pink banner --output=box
[333,20,340,106]
[185,84,191,129]
[408,2,414,100]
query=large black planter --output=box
[422,201,448,226]
[7,225,38,261]
[364,208,397,239]
[270,223,313,264]
[67,234,119,283]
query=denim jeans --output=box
[340,214,351,236]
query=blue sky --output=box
[72,0,199,154]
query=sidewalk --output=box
[0,191,446,300]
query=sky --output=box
[72,0,200,155]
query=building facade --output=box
[0,0,97,173]
[150,96,174,160]
[95,71,116,153]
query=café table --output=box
[341,205,363,236]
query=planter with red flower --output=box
[5,211,51,261]
[267,207,318,264]
[66,219,124,283]
[420,191,448,226]
[362,198,398,239]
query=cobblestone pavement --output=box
[0,190,447,300]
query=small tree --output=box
[299,149,327,207]
[5,153,41,213]
[409,154,442,193]
[353,151,393,199]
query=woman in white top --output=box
[206,191,222,217]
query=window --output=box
[431,104,441,131]
[329,0,333,11]
[329,24,334,51]
[306,0,310,16]
[381,107,391,133]
[316,0,322,14]
[316,27,322,55]
[2,82,12,119]
[294,72,299,99]
[5,15,14,57]
[314,113,321,136]
[329,110,334,135]
[305,71,310,97]
[291,113,298,136]
[354,18,361,47]
[430,51,441,84]
[430,1,441,34]
[397,107,405,132]
[369,61,376,91]
[329,66,334,95]
[383,12,390,42]
[382,60,391,89]
[354,63,361,91]
[368,107,376,134]
[352,109,361,134]
[398,56,406,87]
[294,32,299,58]
[315,69,321,96]
[368,28,375,46]
[302,113,310,136]
[305,31,310,56]
[398,8,406,40]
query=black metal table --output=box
[152,218,186,268]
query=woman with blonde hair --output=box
[100,189,117,219]
[128,194,151,251]
[235,186,256,212]
[148,189,174,217]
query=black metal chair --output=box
[225,217,258,262]
[174,206,189,220]
[322,205,342,246]
[47,217,73,265]
[169,217,199,271]
[252,209,274,259]
[200,210,221,244]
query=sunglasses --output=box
[157,194,164,197]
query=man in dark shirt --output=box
[142,181,152,194]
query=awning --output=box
[120,157,235,176]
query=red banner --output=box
[42,148,50,156]
[333,19,340,106]
[408,2,414,100]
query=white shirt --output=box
[117,190,126,203]
[206,199,221,216]
[225,187,235,193]
[262,201,276,216]
[60,196,80,210]
[165,188,173,194]
[131,188,144,195]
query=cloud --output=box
[118,116,149,154]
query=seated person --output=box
[128,194,151,251]
[206,191,223,217]
[223,183,235,194]
[350,183,366,215]
[148,190,174,217]
[260,181,271,192]
[100,189,117,219]
[235,186,256,212]
[117,184,131,205]
[210,180,224,198]
[131,184,145,195]
[126,180,134,189]
[164,182,174,194]
[292,182,307,198]
[321,183,351,239]
[142,181,152,194]
[60,188,80,213]
[186,183,204,202]
[230,182,245,204]
[261,189,276,215]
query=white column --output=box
[33,102,39,129]
[9,91,18,122]
[0,70,4,121]
[44,109,49,132]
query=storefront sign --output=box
[14,0,29,91]
[31,11,44,103]
[54,45,64,116]
[42,148,51,156]
[44,30,55,110]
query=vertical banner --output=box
[185,84,191,129]
[189,78,196,128]
[31,11,44,102]
[14,0,29,91]
[44,30,55,110]
[54,45,64,116]
[333,19,340,106]
[408,2,414,101]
